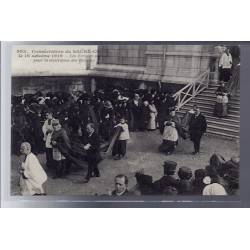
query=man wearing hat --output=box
[131,170,154,195]
[153,161,178,194]
[177,166,193,195]
[189,106,207,155]
[192,169,207,195]
[100,100,114,141]
[140,100,150,131]
[129,93,142,132]
[81,123,102,183]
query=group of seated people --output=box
[112,153,239,196]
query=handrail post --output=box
[173,70,209,110]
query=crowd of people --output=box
[12,85,184,188]
[11,76,238,196]
[18,140,239,196]
[111,153,239,196]
[11,85,177,156]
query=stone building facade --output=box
[12,44,234,95]
[90,44,219,89]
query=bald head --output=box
[20,142,31,155]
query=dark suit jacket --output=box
[51,128,71,155]
[84,132,101,163]
[153,175,179,194]
[189,114,207,139]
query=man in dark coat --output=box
[153,161,178,194]
[134,171,154,195]
[100,101,115,141]
[82,123,102,183]
[129,93,142,131]
[140,100,150,131]
[189,106,207,155]
[79,98,92,136]
[177,166,193,195]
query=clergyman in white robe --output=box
[20,153,48,195]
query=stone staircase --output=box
[177,80,240,140]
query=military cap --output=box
[135,173,153,185]
[163,186,178,195]
[178,166,192,180]
[194,169,207,180]
[163,161,177,175]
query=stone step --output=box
[208,81,220,85]
[207,124,239,135]
[184,103,240,115]
[208,86,220,90]
[207,87,240,96]
[206,129,239,140]
[188,100,240,111]
[193,96,240,106]
[203,89,240,97]
[177,110,240,125]
[205,114,240,125]
[207,119,240,130]
[198,93,240,102]
[179,107,240,120]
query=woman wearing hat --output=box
[214,82,229,118]
[147,99,158,131]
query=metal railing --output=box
[173,70,210,110]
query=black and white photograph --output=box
[10,44,240,197]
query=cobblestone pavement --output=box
[11,131,239,195]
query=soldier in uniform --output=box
[177,166,193,195]
[153,161,178,194]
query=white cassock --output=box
[202,183,227,196]
[20,153,48,195]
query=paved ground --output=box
[11,131,239,195]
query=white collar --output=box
[115,189,127,196]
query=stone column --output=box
[90,78,96,93]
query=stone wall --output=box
[94,44,218,85]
